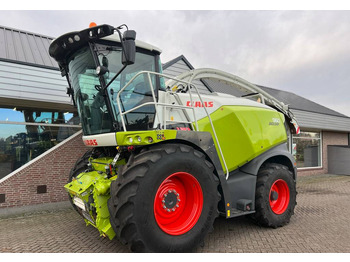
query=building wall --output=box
[0,131,87,208]
[0,60,70,109]
[0,130,348,208]
[298,131,349,176]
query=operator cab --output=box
[49,24,165,136]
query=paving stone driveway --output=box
[0,174,349,253]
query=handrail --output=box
[166,68,300,135]
[115,70,229,179]
[114,68,300,180]
[116,71,202,131]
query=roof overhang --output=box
[291,109,350,132]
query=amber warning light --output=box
[89,22,97,28]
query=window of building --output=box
[0,108,81,180]
[292,131,322,168]
[0,108,77,124]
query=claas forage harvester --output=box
[49,23,299,252]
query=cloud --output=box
[0,10,349,116]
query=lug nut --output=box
[163,205,166,209]
[167,209,170,212]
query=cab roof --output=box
[49,24,162,69]
[102,34,162,54]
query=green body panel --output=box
[64,157,118,240]
[196,106,287,172]
[116,129,177,146]
[91,157,114,172]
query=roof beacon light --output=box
[89,22,97,28]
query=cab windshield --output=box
[68,43,161,135]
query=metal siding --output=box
[5,30,17,60]
[163,60,209,94]
[0,70,64,86]
[167,62,190,71]
[291,109,350,132]
[12,31,26,61]
[0,61,63,85]
[0,26,57,68]
[27,34,44,65]
[0,28,5,57]
[34,36,52,67]
[204,78,245,97]
[163,60,188,76]
[0,61,69,104]
[0,78,67,95]
[19,32,36,64]
[41,37,57,67]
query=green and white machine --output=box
[49,23,300,252]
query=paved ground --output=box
[0,174,349,253]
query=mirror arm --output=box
[104,64,127,90]
[64,73,76,106]
[114,27,128,63]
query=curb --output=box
[0,201,72,219]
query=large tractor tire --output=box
[68,150,92,214]
[108,143,220,252]
[253,163,296,228]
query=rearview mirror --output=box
[122,30,136,65]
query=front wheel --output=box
[108,143,220,252]
[253,163,296,228]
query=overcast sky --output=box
[0,9,349,116]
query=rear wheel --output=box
[253,163,296,228]
[108,143,220,252]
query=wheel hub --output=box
[270,191,279,201]
[162,190,180,211]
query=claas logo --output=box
[84,139,98,146]
[186,101,213,107]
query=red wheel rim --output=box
[154,172,203,235]
[269,179,290,215]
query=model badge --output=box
[269,118,280,126]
